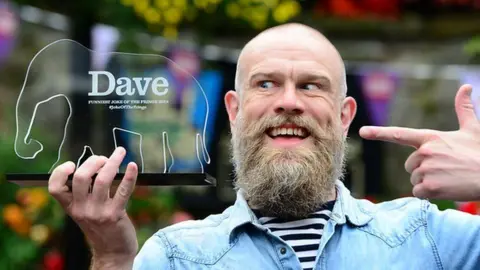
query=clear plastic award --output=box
[6,39,217,187]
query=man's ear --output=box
[225,90,239,129]
[340,96,357,136]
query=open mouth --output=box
[266,123,310,139]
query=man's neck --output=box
[247,187,338,218]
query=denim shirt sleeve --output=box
[425,201,480,269]
[133,233,171,270]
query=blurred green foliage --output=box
[0,133,66,270]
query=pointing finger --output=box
[359,126,437,148]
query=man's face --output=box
[226,29,356,219]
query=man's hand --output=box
[359,84,480,201]
[48,147,138,269]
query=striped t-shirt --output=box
[253,201,335,270]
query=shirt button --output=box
[280,247,286,255]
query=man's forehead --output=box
[243,33,334,57]
[241,41,343,81]
[249,58,333,79]
[241,24,339,56]
[235,24,345,90]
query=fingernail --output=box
[110,147,125,157]
[67,161,77,168]
[360,126,370,133]
[128,162,137,169]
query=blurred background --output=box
[0,0,479,269]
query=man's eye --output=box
[301,83,319,90]
[260,81,275,88]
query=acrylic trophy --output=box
[6,39,216,187]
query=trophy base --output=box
[6,173,216,187]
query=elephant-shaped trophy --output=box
[6,39,216,187]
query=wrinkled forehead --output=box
[239,36,344,88]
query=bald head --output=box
[235,23,347,98]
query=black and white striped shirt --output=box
[254,201,335,270]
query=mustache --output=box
[241,114,335,141]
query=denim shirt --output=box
[133,181,480,269]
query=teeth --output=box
[269,127,307,138]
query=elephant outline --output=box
[14,39,211,174]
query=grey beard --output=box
[230,113,346,219]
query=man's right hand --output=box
[360,85,480,201]
[48,147,139,269]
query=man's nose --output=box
[273,84,305,115]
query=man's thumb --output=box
[455,84,478,130]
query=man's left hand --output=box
[359,84,480,201]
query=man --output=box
[48,23,480,269]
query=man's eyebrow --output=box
[297,73,332,87]
[247,71,334,90]
[249,72,284,83]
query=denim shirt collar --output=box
[330,180,374,226]
[227,180,374,242]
